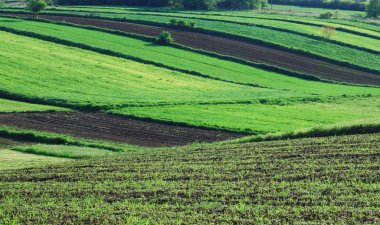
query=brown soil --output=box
[2,13,380,86]
[0,112,244,147]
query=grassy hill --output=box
[0,5,379,224]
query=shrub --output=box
[319,11,334,19]
[169,19,196,29]
[155,31,175,45]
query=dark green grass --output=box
[0,133,379,224]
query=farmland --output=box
[0,2,379,224]
[2,6,380,73]
[1,133,379,224]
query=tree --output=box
[321,25,336,40]
[27,0,47,19]
[366,0,380,18]
[0,0,4,7]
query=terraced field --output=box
[0,4,379,223]
[1,133,379,224]
[3,6,379,74]
[2,13,380,85]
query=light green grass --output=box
[0,125,144,152]
[0,98,68,112]
[0,17,379,97]
[0,30,284,108]
[22,7,380,72]
[0,149,71,170]
[13,144,119,159]
[112,97,380,134]
[49,6,380,51]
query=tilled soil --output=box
[2,13,380,85]
[0,112,244,147]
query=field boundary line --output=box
[35,8,380,54]
[0,26,274,90]
[225,122,380,144]
[0,126,124,151]
[5,10,378,75]
[2,14,380,87]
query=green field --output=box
[0,25,379,134]
[13,144,119,159]
[1,31,284,108]
[113,96,380,133]
[0,4,379,223]
[0,149,71,170]
[0,17,379,96]
[49,6,380,47]
[0,133,379,224]
[0,98,67,112]
[9,6,380,72]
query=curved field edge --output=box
[39,7,380,41]
[0,132,379,224]
[0,149,72,171]
[0,125,129,152]
[12,144,120,159]
[44,6,380,34]
[1,30,286,108]
[0,15,342,85]
[0,98,68,113]
[2,10,379,75]
[51,9,380,54]
[1,17,380,90]
[111,96,380,134]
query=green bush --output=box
[319,11,334,19]
[169,19,196,29]
[155,31,175,45]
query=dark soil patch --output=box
[2,13,380,86]
[0,112,244,147]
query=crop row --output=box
[1,17,379,96]
[0,133,379,224]
[47,8,380,54]
[7,8,380,73]
[47,6,380,38]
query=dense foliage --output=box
[366,0,380,18]
[27,0,47,17]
